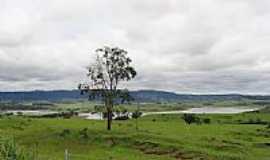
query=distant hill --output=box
[0,90,86,102]
[0,90,269,102]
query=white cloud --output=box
[0,0,270,94]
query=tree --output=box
[79,46,137,130]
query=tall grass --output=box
[0,137,34,160]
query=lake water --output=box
[79,112,103,120]
[142,107,261,116]
[79,107,261,120]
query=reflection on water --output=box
[79,112,103,120]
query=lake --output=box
[142,107,261,116]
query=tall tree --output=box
[79,46,137,130]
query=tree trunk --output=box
[107,107,112,130]
[106,98,113,131]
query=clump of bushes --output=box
[203,118,211,124]
[182,114,211,125]
[267,123,270,129]
[4,113,13,116]
[0,137,34,160]
[132,111,142,119]
[59,129,71,137]
[240,118,268,125]
[182,114,199,124]
[79,128,89,139]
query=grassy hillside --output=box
[0,112,270,160]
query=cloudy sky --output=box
[1,0,270,94]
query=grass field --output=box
[0,111,270,160]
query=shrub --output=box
[17,112,23,116]
[59,129,71,137]
[203,118,211,124]
[267,123,270,129]
[4,113,13,116]
[182,114,197,124]
[79,128,89,139]
[132,111,142,119]
[0,137,34,160]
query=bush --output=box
[59,129,71,137]
[0,137,34,160]
[239,118,268,125]
[4,113,13,116]
[182,114,197,124]
[79,128,89,139]
[132,111,142,119]
[267,123,270,129]
[203,118,211,124]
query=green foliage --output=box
[0,137,34,160]
[79,128,89,139]
[203,118,211,124]
[132,110,142,119]
[59,129,71,137]
[182,114,199,124]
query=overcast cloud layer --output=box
[1,0,270,94]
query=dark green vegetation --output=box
[0,109,270,160]
[0,137,34,160]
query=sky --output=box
[1,0,270,94]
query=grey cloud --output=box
[0,0,270,94]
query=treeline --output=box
[0,102,54,111]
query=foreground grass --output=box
[0,113,270,160]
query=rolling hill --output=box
[0,90,269,102]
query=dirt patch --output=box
[134,141,207,160]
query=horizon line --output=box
[0,89,270,96]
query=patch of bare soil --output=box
[133,141,208,160]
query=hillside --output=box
[0,90,270,102]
